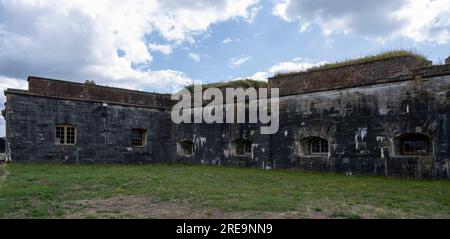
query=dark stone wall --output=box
[0,138,5,153]
[271,74,450,179]
[3,59,450,179]
[172,73,450,179]
[174,118,271,168]
[4,93,174,163]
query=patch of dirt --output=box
[63,195,302,219]
[302,203,424,219]
[59,197,450,219]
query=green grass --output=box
[0,163,449,218]
[184,79,268,93]
[273,50,428,78]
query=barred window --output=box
[178,140,194,156]
[396,133,431,155]
[55,125,77,145]
[232,138,252,156]
[131,129,147,147]
[403,140,428,154]
[311,138,328,154]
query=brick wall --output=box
[28,76,172,109]
[269,56,432,96]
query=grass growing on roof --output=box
[274,50,428,78]
[184,79,268,93]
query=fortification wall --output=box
[273,73,450,178]
[0,138,5,154]
[3,57,450,179]
[28,76,172,109]
[4,92,174,163]
[172,72,450,178]
[269,56,431,96]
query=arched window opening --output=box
[395,133,431,155]
[300,137,328,155]
[231,138,252,156]
[178,140,194,156]
[311,138,328,154]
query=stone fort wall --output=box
[3,55,450,179]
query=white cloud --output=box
[0,76,28,107]
[231,71,269,82]
[395,0,450,44]
[228,56,252,68]
[232,57,325,82]
[222,37,233,44]
[273,0,450,44]
[150,0,260,43]
[222,37,241,44]
[148,43,174,55]
[247,5,262,23]
[249,71,270,81]
[0,0,261,93]
[268,58,325,74]
[188,53,201,62]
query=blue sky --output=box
[148,1,450,85]
[0,0,450,136]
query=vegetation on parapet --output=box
[273,50,428,78]
[184,79,268,93]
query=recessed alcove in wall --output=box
[230,138,252,156]
[299,136,329,156]
[177,140,194,157]
[393,133,432,156]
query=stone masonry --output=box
[3,54,450,179]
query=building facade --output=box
[3,55,450,179]
[0,137,5,154]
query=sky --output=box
[0,0,450,136]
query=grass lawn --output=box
[0,163,449,219]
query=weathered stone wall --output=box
[4,91,174,163]
[172,65,450,179]
[28,76,172,109]
[0,138,5,153]
[3,57,450,179]
[270,73,450,179]
[174,117,271,168]
[269,56,431,96]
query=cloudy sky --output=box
[1,0,450,136]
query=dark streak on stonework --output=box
[3,55,450,179]
[0,137,5,154]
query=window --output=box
[55,125,77,145]
[396,133,431,155]
[311,138,328,154]
[178,140,194,156]
[232,138,252,156]
[131,129,147,147]
[300,137,328,155]
[244,141,252,154]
